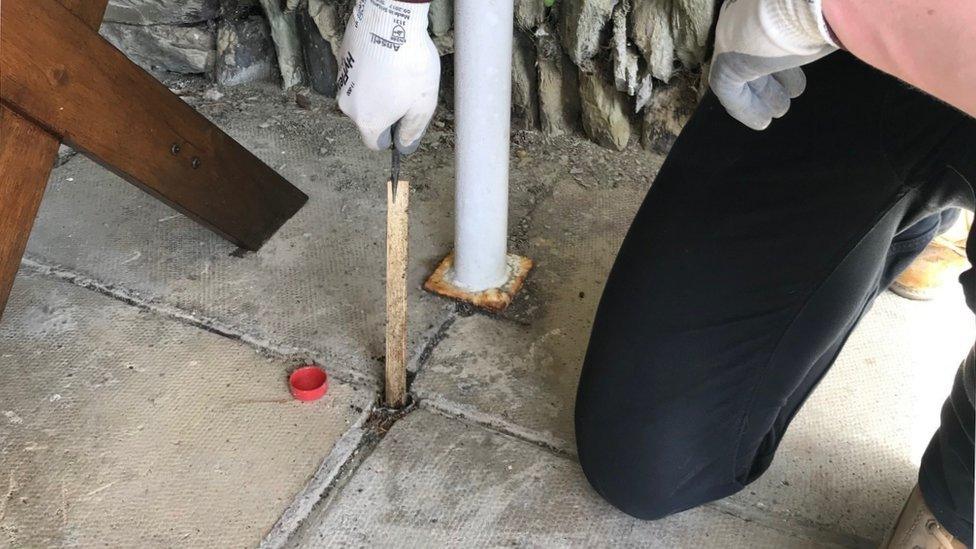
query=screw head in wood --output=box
[191,157,201,169]
[171,143,181,155]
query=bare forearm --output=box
[822,0,976,117]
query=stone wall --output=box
[101,0,711,150]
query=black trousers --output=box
[574,52,975,544]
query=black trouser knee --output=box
[574,52,975,542]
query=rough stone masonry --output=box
[100,0,710,151]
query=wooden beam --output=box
[385,180,409,408]
[0,108,61,316]
[1,0,308,250]
[57,0,110,24]
[0,1,107,320]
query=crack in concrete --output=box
[259,412,372,549]
[263,402,421,549]
[419,393,575,457]
[710,499,876,548]
[419,395,879,549]
[20,256,376,390]
[408,312,457,374]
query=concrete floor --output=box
[2,82,973,547]
[0,274,370,547]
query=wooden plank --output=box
[0,1,110,321]
[1,0,308,250]
[0,108,61,317]
[385,180,409,408]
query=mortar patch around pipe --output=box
[423,252,533,312]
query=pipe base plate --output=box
[423,252,533,312]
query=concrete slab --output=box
[290,409,828,548]
[0,273,370,547]
[413,179,649,450]
[413,179,975,542]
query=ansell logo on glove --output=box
[337,0,440,154]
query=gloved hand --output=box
[336,0,440,153]
[709,0,838,130]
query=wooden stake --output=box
[385,180,409,408]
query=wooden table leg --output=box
[0,0,308,321]
[0,107,61,317]
[2,0,308,251]
[0,1,108,320]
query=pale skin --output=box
[822,0,976,117]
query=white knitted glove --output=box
[709,0,838,130]
[337,0,440,153]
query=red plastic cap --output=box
[289,365,328,401]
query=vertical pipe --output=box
[453,0,513,291]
